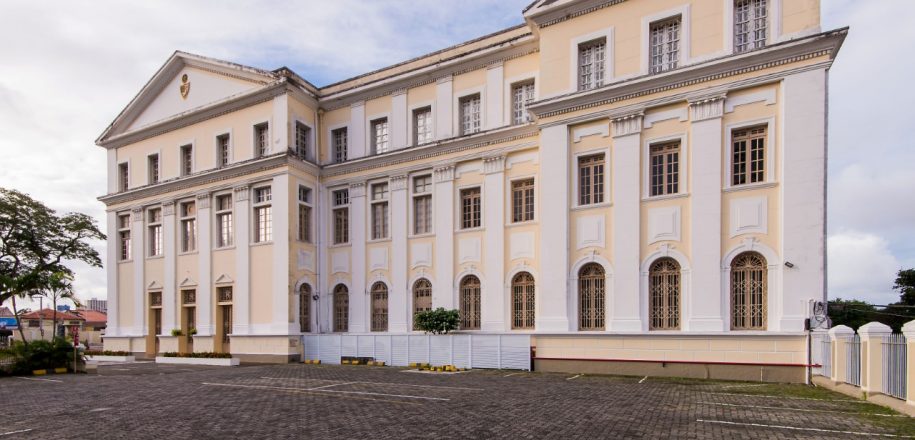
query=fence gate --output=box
[882,333,907,400]
[845,334,861,387]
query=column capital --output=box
[434,165,456,182]
[391,88,407,97]
[349,181,366,198]
[903,320,915,338]
[391,174,408,191]
[611,113,643,138]
[828,324,855,338]
[162,201,176,216]
[436,75,453,85]
[131,206,144,215]
[196,193,211,209]
[234,186,250,201]
[858,321,892,337]
[689,95,726,122]
[482,156,506,174]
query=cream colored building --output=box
[98,0,845,380]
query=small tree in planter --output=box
[413,308,460,334]
[170,329,184,337]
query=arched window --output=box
[578,263,605,330]
[730,252,767,330]
[371,282,388,332]
[413,279,432,323]
[298,284,311,333]
[511,272,535,329]
[649,258,680,330]
[333,284,349,332]
[459,275,481,330]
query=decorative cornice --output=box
[390,175,408,190]
[434,165,456,183]
[526,0,627,29]
[482,156,506,174]
[436,75,453,85]
[196,193,211,209]
[611,113,643,138]
[234,186,250,201]
[689,95,725,122]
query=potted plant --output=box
[170,329,184,337]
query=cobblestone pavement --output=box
[0,363,911,439]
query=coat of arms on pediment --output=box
[179,73,190,99]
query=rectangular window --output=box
[147,208,162,257]
[650,142,680,196]
[179,201,196,253]
[578,38,606,91]
[254,123,269,158]
[735,0,768,53]
[332,128,348,163]
[333,189,349,245]
[512,178,535,223]
[413,107,433,145]
[650,17,681,74]
[118,163,129,192]
[295,122,310,160]
[215,194,233,248]
[459,94,482,136]
[413,175,433,235]
[180,144,193,176]
[148,154,160,185]
[297,186,312,243]
[217,134,230,167]
[370,183,389,240]
[460,187,481,229]
[578,154,605,206]
[253,187,272,243]
[371,118,389,154]
[118,213,131,261]
[732,126,767,186]
[511,81,536,125]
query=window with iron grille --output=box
[332,128,348,163]
[217,134,230,167]
[147,208,162,257]
[153,308,162,336]
[182,289,196,305]
[649,17,681,74]
[333,284,349,332]
[460,187,481,229]
[459,276,481,330]
[511,272,535,330]
[732,126,767,186]
[371,118,389,154]
[731,252,767,330]
[253,187,272,243]
[299,284,311,333]
[649,142,680,196]
[512,178,535,223]
[649,258,680,330]
[413,279,432,323]
[459,94,481,136]
[578,263,605,330]
[578,38,606,91]
[371,183,389,240]
[149,291,162,307]
[179,201,196,253]
[413,175,432,235]
[148,154,160,184]
[118,163,129,191]
[333,189,349,244]
[254,123,269,157]
[511,81,535,124]
[735,0,768,53]
[118,213,131,261]
[217,286,233,303]
[295,122,310,160]
[215,194,233,248]
[180,144,193,176]
[220,304,232,344]
[371,282,389,332]
[413,107,433,145]
[578,154,605,205]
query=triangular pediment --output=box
[147,280,163,290]
[214,274,234,285]
[98,51,278,143]
[179,277,197,288]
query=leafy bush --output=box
[413,308,460,334]
[170,329,184,337]
[7,338,78,374]
[85,350,131,356]
[162,352,232,359]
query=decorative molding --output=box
[648,206,682,244]
[725,88,777,113]
[436,75,454,85]
[689,95,725,121]
[369,247,389,271]
[644,107,689,128]
[390,174,408,190]
[234,185,250,201]
[729,196,768,238]
[434,165,456,183]
[196,193,210,209]
[611,113,643,138]
[162,201,176,216]
[349,182,366,198]
[576,215,606,250]
[410,243,433,268]
[458,237,481,263]
[572,123,610,142]
[214,274,233,285]
[482,155,506,174]
[526,0,627,29]
[510,232,535,260]
[131,207,144,214]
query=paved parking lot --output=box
[0,362,911,439]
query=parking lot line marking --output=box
[638,376,648,384]
[698,402,906,417]
[88,408,112,413]
[696,419,912,438]
[566,374,581,381]
[201,382,421,406]
[504,372,523,377]
[203,382,451,402]
[308,382,356,390]
[720,383,768,389]
[258,377,484,391]
[0,429,33,437]
[708,392,866,403]
[14,377,62,383]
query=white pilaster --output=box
[233,186,251,334]
[482,156,506,331]
[272,174,291,334]
[391,90,408,150]
[131,207,145,336]
[105,211,119,336]
[390,175,409,332]
[688,97,725,331]
[780,69,827,331]
[196,194,213,336]
[162,201,177,334]
[350,101,366,159]
[272,94,289,154]
[538,124,570,331]
[434,165,455,309]
[435,76,453,140]
[317,185,330,333]
[610,113,643,331]
[485,63,504,130]
[106,149,117,193]
[349,182,367,332]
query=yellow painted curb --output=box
[33,370,47,376]
[54,368,67,374]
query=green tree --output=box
[30,271,81,338]
[828,299,877,330]
[893,269,915,306]
[0,188,104,344]
[413,308,460,335]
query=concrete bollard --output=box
[902,320,915,407]
[858,322,892,395]
[828,325,854,384]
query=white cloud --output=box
[827,231,901,304]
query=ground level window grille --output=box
[882,333,906,400]
[845,334,861,387]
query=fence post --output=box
[903,320,915,407]
[858,322,892,395]
[829,325,854,384]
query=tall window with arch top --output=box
[412,278,432,325]
[459,275,481,330]
[333,284,349,332]
[299,284,311,333]
[511,272,535,330]
[649,258,680,330]
[578,263,605,330]
[371,282,388,332]
[730,252,767,330]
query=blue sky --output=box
[0,0,913,308]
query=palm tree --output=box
[30,272,80,339]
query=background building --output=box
[86,298,108,313]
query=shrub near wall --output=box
[7,339,79,375]
[162,352,232,359]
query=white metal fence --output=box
[882,333,907,400]
[818,336,832,378]
[302,333,532,370]
[845,334,861,387]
